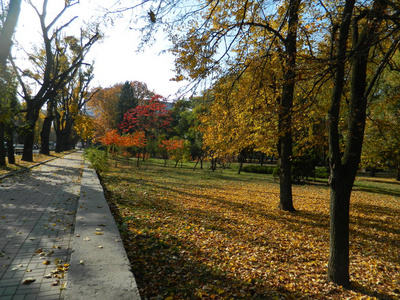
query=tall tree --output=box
[0,0,21,67]
[54,61,97,152]
[12,0,100,161]
[326,0,399,286]
[0,0,22,166]
[117,81,138,127]
[88,84,122,141]
[116,81,155,127]
[150,0,303,210]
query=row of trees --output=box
[2,0,399,290]
[114,0,400,288]
[0,0,101,166]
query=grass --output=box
[99,157,400,300]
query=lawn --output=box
[99,158,400,300]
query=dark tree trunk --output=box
[6,125,15,164]
[22,105,40,162]
[277,0,300,212]
[0,123,5,166]
[327,0,387,286]
[0,0,22,67]
[40,116,53,155]
[327,166,354,286]
[0,0,22,166]
[327,0,356,286]
[40,99,55,155]
[396,162,400,181]
[238,149,245,175]
[369,167,376,177]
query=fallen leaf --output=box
[22,278,36,285]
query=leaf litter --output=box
[101,159,400,299]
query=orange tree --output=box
[159,138,190,167]
[100,129,146,166]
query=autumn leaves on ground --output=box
[99,158,400,300]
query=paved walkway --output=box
[0,151,140,300]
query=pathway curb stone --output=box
[65,162,141,300]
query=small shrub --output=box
[84,147,109,172]
[272,167,280,178]
[242,165,276,174]
[314,166,329,179]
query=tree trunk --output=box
[22,105,40,162]
[327,167,353,286]
[327,0,388,285]
[0,122,5,166]
[327,0,356,286]
[40,116,53,155]
[369,167,376,177]
[6,125,15,164]
[40,99,55,155]
[278,135,294,210]
[0,0,22,67]
[0,0,22,166]
[277,0,300,212]
[238,149,245,175]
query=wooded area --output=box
[1,0,399,295]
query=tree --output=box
[326,0,400,286]
[88,84,122,141]
[53,60,97,153]
[362,54,400,180]
[159,138,189,167]
[89,81,155,142]
[0,0,21,67]
[0,0,22,166]
[74,114,95,146]
[12,0,100,161]
[119,94,172,139]
[170,97,206,168]
[117,81,138,127]
[143,0,304,210]
[100,129,146,166]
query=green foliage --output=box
[117,81,138,126]
[243,164,329,180]
[84,147,109,172]
[314,166,329,179]
[242,165,275,174]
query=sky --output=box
[13,0,189,100]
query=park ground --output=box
[98,157,400,300]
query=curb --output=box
[65,162,141,300]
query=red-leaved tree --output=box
[119,95,172,158]
[119,95,172,136]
